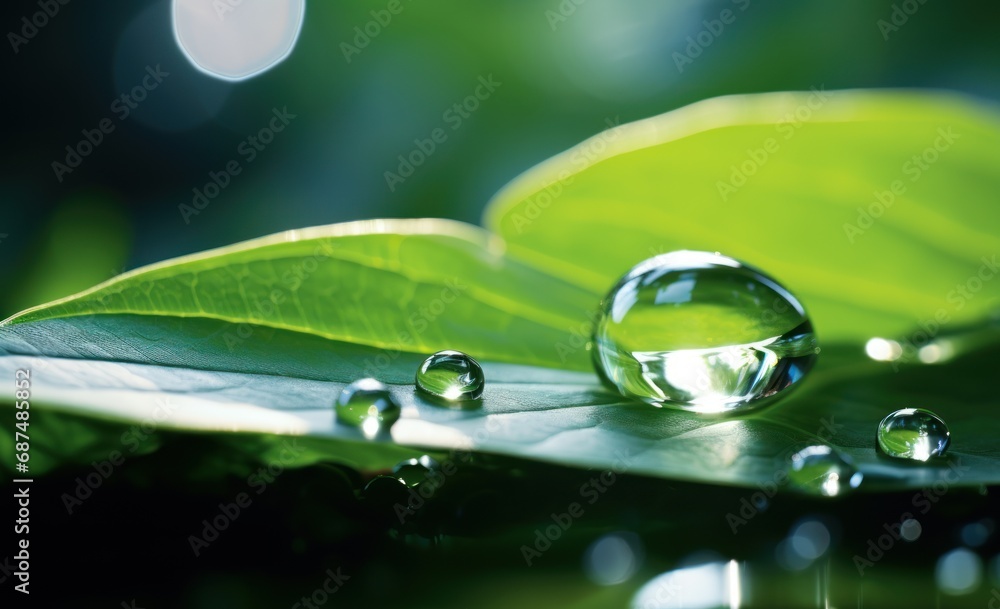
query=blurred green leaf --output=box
[485,90,1000,345]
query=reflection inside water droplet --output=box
[787,445,862,497]
[592,251,817,414]
[415,350,485,403]
[876,408,950,461]
[335,378,401,438]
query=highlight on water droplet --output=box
[876,408,950,462]
[415,350,485,403]
[335,378,401,438]
[787,445,862,497]
[393,455,440,487]
[592,251,818,414]
[172,0,305,81]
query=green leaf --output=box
[2,314,998,490]
[1,219,598,371]
[4,91,1000,492]
[485,90,1000,346]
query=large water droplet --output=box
[335,378,401,438]
[592,251,818,413]
[788,445,863,497]
[416,350,485,402]
[877,408,950,461]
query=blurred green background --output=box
[3,0,999,319]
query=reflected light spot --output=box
[865,338,902,362]
[900,518,922,542]
[583,533,643,586]
[173,0,305,81]
[775,538,810,571]
[935,548,982,595]
[911,442,932,463]
[821,472,841,497]
[361,416,381,439]
[960,521,991,547]
[631,559,743,609]
[918,341,954,364]
[849,472,864,490]
[442,386,464,401]
[719,442,739,467]
[727,560,741,609]
[789,520,830,561]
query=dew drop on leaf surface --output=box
[592,251,818,414]
[788,445,863,497]
[335,378,401,438]
[415,350,485,403]
[877,408,951,461]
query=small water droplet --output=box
[416,350,485,402]
[335,378,401,438]
[592,251,817,414]
[876,408,950,461]
[393,455,440,487]
[788,445,863,497]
